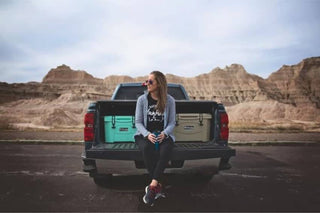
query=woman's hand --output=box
[157,132,167,143]
[147,132,167,143]
[147,133,156,143]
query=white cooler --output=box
[174,113,212,142]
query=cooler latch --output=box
[112,116,116,129]
[199,113,203,126]
[175,114,179,126]
[132,116,136,128]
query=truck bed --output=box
[94,100,222,144]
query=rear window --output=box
[113,86,187,100]
[113,87,145,100]
[168,87,187,100]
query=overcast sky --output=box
[1,0,319,83]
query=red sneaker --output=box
[143,184,164,206]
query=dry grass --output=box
[229,121,320,133]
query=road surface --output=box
[0,143,319,212]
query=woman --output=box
[134,71,176,206]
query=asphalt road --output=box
[0,144,319,212]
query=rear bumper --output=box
[91,158,222,176]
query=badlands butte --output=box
[0,57,319,132]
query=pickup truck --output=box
[82,83,235,185]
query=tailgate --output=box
[85,143,235,161]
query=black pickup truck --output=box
[82,83,235,185]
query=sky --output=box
[0,0,320,83]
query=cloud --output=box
[0,0,319,83]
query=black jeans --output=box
[135,135,174,182]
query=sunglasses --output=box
[145,79,154,85]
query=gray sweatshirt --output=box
[134,93,176,142]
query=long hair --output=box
[151,71,167,114]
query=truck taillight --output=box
[220,112,229,140]
[84,113,94,141]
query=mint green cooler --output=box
[104,116,136,143]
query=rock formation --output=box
[266,57,320,108]
[174,64,266,105]
[42,64,103,85]
[0,57,319,130]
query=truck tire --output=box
[196,166,219,182]
[219,158,232,170]
[196,172,215,182]
[91,173,113,187]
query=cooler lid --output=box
[177,113,212,120]
[104,116,134,122]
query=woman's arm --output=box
[135,96,150,137]
[163,96,176,137]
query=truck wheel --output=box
[92,174,113,187]
[219,158,232,170]
[197,172,214,182]
[196,168,218,182]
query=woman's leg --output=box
[135,135,157,178]
[152,137,174,181]
[138,136,173,205]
